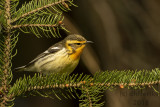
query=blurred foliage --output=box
[68,0,160,107]
[70,0,160,71]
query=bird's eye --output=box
[75,43,81,45]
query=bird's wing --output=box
[25,42,63,67]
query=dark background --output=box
[12,0,160,107]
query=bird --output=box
[14,34,93,74]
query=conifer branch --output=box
[9,69,160,99]
[85,88,93,107]
[11,0,68,23]
[11,24,57,29]
[24,80,160,93]
[0,0,12,106]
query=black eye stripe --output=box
[68,43,82,46]
[75,43,81,45]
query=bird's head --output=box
[64,34,93,60]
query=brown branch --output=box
[0,0,12,106]
[10,79,160,98]
[11,24,57,29]
[20,80,160,95]
[37,80,160,89]
[11,0,68,23]
[85,88,92,107]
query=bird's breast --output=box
[35,48,80,74]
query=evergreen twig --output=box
[0,0,12,106]
[11,24,57,29]
[11,0,69,23]
[85,88,93,107]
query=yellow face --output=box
[66,40,87,60]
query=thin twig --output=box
[85,88,92,107]
[11,0,68,23]
[11,24,57,29]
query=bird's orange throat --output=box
[69,45,85,60]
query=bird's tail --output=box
[14,66,26,72]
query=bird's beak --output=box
[86,41,94,44]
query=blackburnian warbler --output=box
[15,34,93,74]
